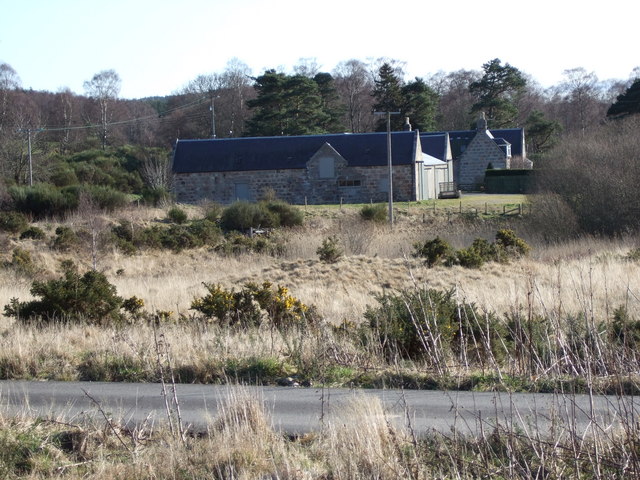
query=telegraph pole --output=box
[209,94,220,139]
[19,128,42,186]
[374,111,400,227]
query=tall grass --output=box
[1,388,639,478]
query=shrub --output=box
[51,226,79,252]
[4,261,124,324]
[532,117,640,236]
[264,200,304,228]
[317,235,343,263]
[452,246,486,269]
[191,281,315,328]
[220,200,302,231]
[141,186,172,206]
[413,237,452,267]
[9,184,77,219]
[495,228,531,260]
[220,201,278,232]
[203,202,224,222]
[365,287,503,364]
[166,206,188,224]
[215,232,285,256]
[360,203,387,223]
[4,248,38,276]
[79,185,128,212]
[187,219,222,245]
[19,226,46,240]
[0,211,28,234]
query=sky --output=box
[1,0,638,99]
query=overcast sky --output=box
[1,0,638,99]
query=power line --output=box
[19,95,211,133]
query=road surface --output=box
[0,380,635,437]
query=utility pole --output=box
[209,94,220,139]
[19,128,42,186]
[374,111,400,227]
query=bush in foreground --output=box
[4,261,125,325]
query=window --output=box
[234,183,250,201]
[338,179,361,187]
[318,157,335,178]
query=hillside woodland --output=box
[0,59,639,478]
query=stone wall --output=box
[173,164,416,205]
[457,131,509,190]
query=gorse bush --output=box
[365,287,504,367]
[3,248,38,277]
[191,281,316,328]
[0,211,28,234]
[9,184,128,218]
[317,235,343,263]
[51,226,79,252]
[413,236,452,267]
[19,226,45,240]
[166,206,188,224]
[414,229,530,269]
[220,200,303,231]
[4,261,125,325]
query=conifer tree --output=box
[607,78,640,119]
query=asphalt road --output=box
[0,380,636,437]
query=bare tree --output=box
[293,57,321,78]
[0,62,21,134]
[428,69,480,130]
[556,67,606,134]
[141,151,172,192]
[333,59,375,132]
[83,69,121,149]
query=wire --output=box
[25,95,211,133]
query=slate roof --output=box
[172,131,419,174]
[419,133,449,161]
[435,128,524,159]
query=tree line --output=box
[1,57,639,190]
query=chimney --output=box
[403,117,412,131]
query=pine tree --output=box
[607,78,640,119]
[373,63,404,131]
[401,78,438,132]
[469,58,526,128]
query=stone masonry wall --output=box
[174,164,415,205]
[458,132,509,190]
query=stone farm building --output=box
[172,114,528,204]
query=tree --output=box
[469,58,526,128]
[312,72,345,132]
[556,67,606,134]
[245,70,288,136]
[0,63,21,133]
[607,78,640,119]
[333,59,375,132]
[372,63,404,131]
[401,78,438,132]
[245,70,334,136]
[533,116,640,236]
[428,69,480,130]
[83,69,121,149]
[524,110,562,156]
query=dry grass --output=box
[1,387,639,478]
